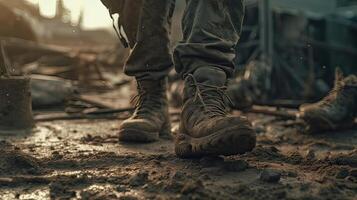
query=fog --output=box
[26,0,112,29]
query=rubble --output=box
[31,74,75,108]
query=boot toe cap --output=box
[118,119,160,143]
[120,118,160,132]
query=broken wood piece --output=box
[83,107,134,115]
[34,107,134,122]
[245,107,297,120]
[34,113,118,122]
[74,95,116,109]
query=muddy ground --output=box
[0,96,356,199]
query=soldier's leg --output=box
[174,0,244,78]
[125,0,175,80]
[174,0,256,158]
[118,0,175,143]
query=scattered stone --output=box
[222,160,249,172]
[128,171,149,187]
[260,169,281,183]
[335,168,349,179]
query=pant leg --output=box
[174,0,245,78]
[124,0,175,81]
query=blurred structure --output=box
[235,0,357,102]
[0,0,116,45]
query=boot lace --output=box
[186,74,233,118]
[131,88,164,116]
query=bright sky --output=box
[26,0,112,29]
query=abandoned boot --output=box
[175,68,256,158]
[118,79,171,143]
[298,69,357,132]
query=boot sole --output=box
[175,126,256,158]
[118,128,159,143]
[118,121,171,143]
[301,114,354,133]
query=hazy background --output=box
[25,0,112,29]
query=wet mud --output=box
[0,114,356,199]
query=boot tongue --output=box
[193,67,227,87]
[138,79,166,91]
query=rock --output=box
[223,160,249,172]
[128,171,149,187]
[260,169,281,183]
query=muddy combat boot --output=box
[175,68,256,158]
[298,69,357,132]
[118,79,171,143]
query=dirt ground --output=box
[0,98,356,199]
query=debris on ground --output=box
[31,74,76,108]
[260,169,282,183]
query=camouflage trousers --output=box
[122,0,244,80]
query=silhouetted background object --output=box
[0,42,34,132]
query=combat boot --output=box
[175,68,256,158]
[299,69,357,132]
[118,79,171,142]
